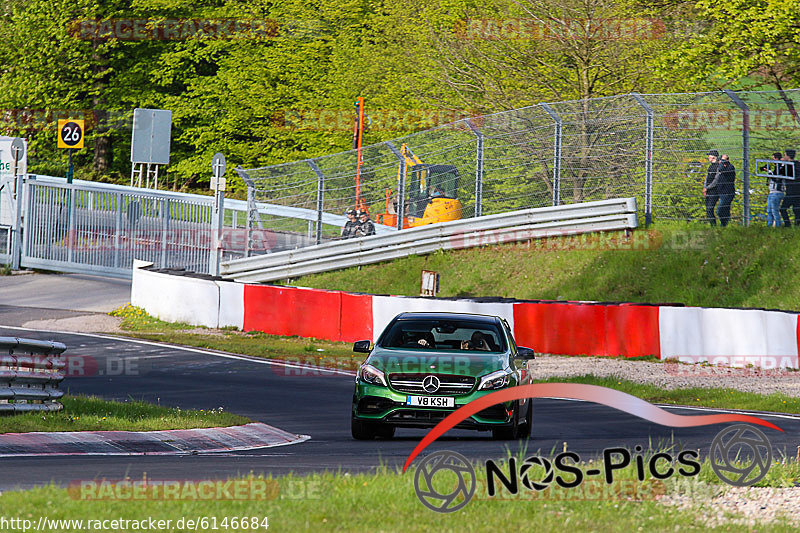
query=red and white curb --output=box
[0,423,309,457]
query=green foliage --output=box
[2,0,798,202]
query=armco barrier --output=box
[0,337,67,413]
[131,266,800,368]
[221,198,638,283]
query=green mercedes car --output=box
[351,312,535,440]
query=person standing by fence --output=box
[767,152,786,227]
[703,150,736,226]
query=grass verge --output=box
[544,375,800,414]
[0,457,797,532]
[0,395,249,433]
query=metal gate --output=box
[21,176,217,277]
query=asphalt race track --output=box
[0,324,798,491]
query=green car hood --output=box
[367,347,506,377]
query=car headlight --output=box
[358,364,387,386]
[478,370,510,390]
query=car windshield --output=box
[378,319,506,353]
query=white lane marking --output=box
[542,396,800,421]
[0,324,357,377]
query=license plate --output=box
[406,396,455,408]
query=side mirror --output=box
[353,340,371,353]
[516,347,535,360]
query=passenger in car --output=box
[470,331,491,351]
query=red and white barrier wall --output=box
[131,266,800,369]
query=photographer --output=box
[703,150,736,226]
[780,149,799,227]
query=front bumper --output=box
[352,382,515,429]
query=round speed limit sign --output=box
[57,119,85,149]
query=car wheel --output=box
[491,426,515,440]
[351,417,394,440]
[375,424,395,439]
[516,400,533,439]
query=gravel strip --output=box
[531,354,800,397]
[21,314,123,333]
[659,485,800,527]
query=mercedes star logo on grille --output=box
[422,375,441,393]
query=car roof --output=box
[394,312,501,324]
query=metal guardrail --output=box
[30,175,398,234]
[17,176,396,279]
[0,337,67,413]
[222,197,638,283]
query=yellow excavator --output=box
[376,143,463,228]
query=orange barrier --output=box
[243,285,372,342]
[513,301,660,357]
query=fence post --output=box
[113,192,122,268]
[466,119,484,217]
[540,103,562,206]
[66,184,76,264]
[235,166,258,257]
[11,173,25,269]
[631,93,654,227]
[307,159,325,244]
[724,89,750,226]
[385,141,405,230]
[159,198,169,268]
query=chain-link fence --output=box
[241,89,800,246]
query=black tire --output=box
[351,417,394,440]
[492,400,532,440]
[491,426,515,440]
[516,400,533,439]
[376,424,396,439]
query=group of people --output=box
[340,208,376,239]
[704,148,799,227]
[764,149,799,228]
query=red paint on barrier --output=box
[513,302,660,357]
[605,304,660,358]
[796,315,800,360]
[513,302,606,355]
[339,292,373,342]
[243,285,341,339]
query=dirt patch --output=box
[22,314,123,333]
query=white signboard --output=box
[0,136,27,226]
[130,108,172,165]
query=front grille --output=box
[385,409,482,428]
[388,373,475,395]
